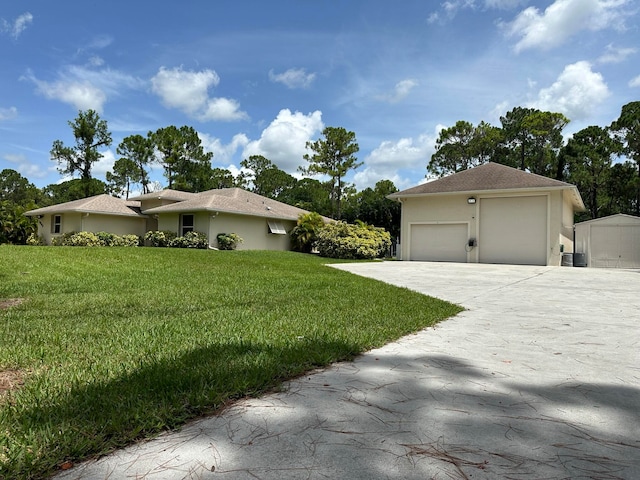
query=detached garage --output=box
[574,214,640,268]
[389,163,586,266]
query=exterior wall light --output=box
[467,197,476,204]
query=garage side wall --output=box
[399,195,475,262]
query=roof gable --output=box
[24,194,145,217]
[392,163,575,196]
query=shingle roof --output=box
[391,163,576,196]
[24,194,146,217]
[142,188,314,221]
[128,189,197,202]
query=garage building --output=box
[389,163,585,266]
[574,214,640,268]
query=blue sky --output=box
[1,0,639,193]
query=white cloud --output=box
[151,66,248,122]
[353,128,441,189]
[1,12,33,39]
[428,0,523,24]
[377,79,419,103]
[22,66,143,112]
[366,131,438,169]
[484,0,526,8]
[528,61,610,120]
[242,109,324,172]
[598,43,637,64]
[199,132,249,166]
[269,68,316,89]
[503,0,631,52]
[629,75,640,87]
[3,153,50,179]
[0,106,18,121]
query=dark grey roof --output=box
[391,163,576,196]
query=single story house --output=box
[25,188,318,250]
[574,214,640,268]
[24,194,149,245]
[388,162,586,266]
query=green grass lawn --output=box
[0,246,462,479]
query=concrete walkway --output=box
[57,263,640,479]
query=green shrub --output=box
[316,221,391,260]
[96,231,117,246]
[290,212,325,253]
[169,231,208,249]
[144,230,177,247]
[113,234,141,247]
[216,232,243,250]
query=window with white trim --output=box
[51,215,62,234]
[180,214,194,236]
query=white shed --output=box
[574,214,640,268]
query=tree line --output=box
[0,110,400,244]
[2,101,638,244]
[430,102,640,220]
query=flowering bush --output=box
[169,231,208,249]
[26,233,46,246]
[216,233,243,250]
[315,221,391,260]
[51,231,140,247]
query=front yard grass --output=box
[0,246,462,479]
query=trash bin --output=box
[573,252,587,267]
[561,252,573,266]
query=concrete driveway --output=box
[57,262,640,479]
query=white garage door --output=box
[409,223,468,262]
[479,196,547,266]
[591,225,640,268]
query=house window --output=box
[180,214,194,236]
[51,215,62,234]
[268,220,287,235]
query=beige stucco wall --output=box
[398,190,572,266]
[209,213,294,250]
[156,212,295,250]
[399,194,476,262]
[37,213,146,245]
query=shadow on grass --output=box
[4,337,361,479]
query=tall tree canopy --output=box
[562,126,622,219]
[240,155,296,199]
[300,126,361,219]
[115,134,154,195]
[50,109,112,197]
[499,107,569,176]
[429,120,503,177]
[106,158,139,199]
[610,101,640,215]
[150,126,214,192]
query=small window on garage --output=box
[268,220,287,234]
[51,215,62,234]
[181,214,194,236]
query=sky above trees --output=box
[1,0,639,193]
